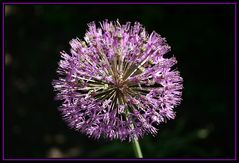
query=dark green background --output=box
[5,4,235,158]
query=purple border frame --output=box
[1,1,237,161]
[1,2,238,5]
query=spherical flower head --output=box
[52,20,183,141]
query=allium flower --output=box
[52,20,183,142]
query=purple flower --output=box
[52,20,183,141]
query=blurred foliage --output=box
[4,4,235,158]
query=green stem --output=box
[132,138,143,158]
[123,107,143,158]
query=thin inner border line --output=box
[2,2,5,161]
[234,3,238,161]
[2,2,238,5]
